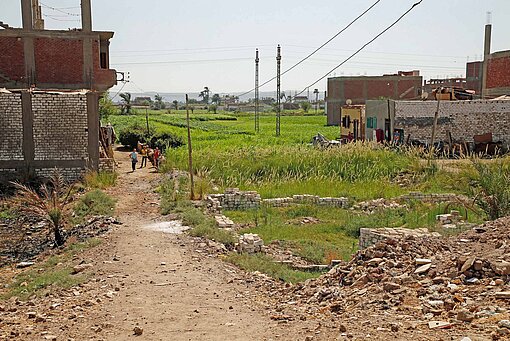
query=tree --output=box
[99,92,117,122]
[300,101,312,113]
[199,86,210,104]
[119,92,132,115]
[209,104,218,114]
[153,94,166,110]
[11,171,74,246]
[173,100,179,110]
[211,93,221,105]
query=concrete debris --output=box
[236,234,264,254]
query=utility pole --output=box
[186,94,194,200]
[145,106,150,136]
[255,49,260,133]
[276,45,281,137]
[314,88,319,115]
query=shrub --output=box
[74,190,116,221]
[471,160,510,220]
[83,171,117,189]
[150,132,184,151]
[118,123,150,149]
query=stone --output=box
[495,292,510,299]
[133,326,143,336]
[72,263,93,274]
[473,260,483,271]
[16,262,35,268]
[339,324,347,333]
[383,282,401,292]
[35,314,46,323]
[414,263,432,274]
[495,279,505,286]
[428,321,452,329]
[499,320,510,329]
[415,258,432,265]
[44,336,57,341]
[460,256,476,273]
[457,310,475,322]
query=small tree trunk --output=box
[54,224,65,246]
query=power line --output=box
[297,0,424,96]
[237,0,383,98]
[40,2,80,16]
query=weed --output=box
[471,160,510,219]
[83,171,118,189]
[225,253,321,283]
[73,190,116,222]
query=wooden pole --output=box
[186,95,194,200]
[145,107,150,136]
[430,98,441,148]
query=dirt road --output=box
[88,152,333,340]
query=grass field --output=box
[113,109,491,279]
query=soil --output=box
[0,150,338,340]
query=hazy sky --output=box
[2,0,510,96]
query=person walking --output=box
[130,148,138,172]
[153,147,161,171]
[140,145,148,168]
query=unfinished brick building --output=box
[325,71,422,126]
[0,0,116,182]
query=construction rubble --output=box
[244,217,510,340]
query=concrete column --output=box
[81,0,92,32]
[21,91,35,177]
[21,0,33,30]
[482,24,492,99]
[87,92,100,171]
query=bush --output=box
[83,171,117,189]
[150,132,184,151]
[472,160,510,220]
[118,123,150,149]
[74,190,116,221]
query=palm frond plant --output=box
[10,171,75,246]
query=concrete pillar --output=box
[21,91,35,177]
[81,0,92,32]
[87,92,100,171]
[482,24,492,99]
[484,24,492,57]
[21,0,33,30]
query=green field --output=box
[111,110,489,274]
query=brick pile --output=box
[236,234,264,254]
[359,227,441,250]
[263,195,349,208]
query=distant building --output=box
[482,23,510,98]
[326,71,422,125]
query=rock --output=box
[495,292,510,299]
[383,282,401,292]
[339,324,347,333]
[460,256,476,273]
[493,261,510,275]
[133,326,143,336]
[35,314,46,323]
[460,338,472,341]
[499,320,510,329]
[428,321,452,329]
[457,310,475,322]
[72,263,93,274]
[43,336,57,341]
[415,263,432,274]
[415,258,432,265]
[495,279,505,286]
[16,262,35,268]
[473,260,483,271]
[27,311,36,319]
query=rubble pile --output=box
[358,227,441,249]
[214,215,235,229]
[273,217,510,339]
[352,198,406,213]
[236,234,264,254]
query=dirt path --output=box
[87,151,331,340]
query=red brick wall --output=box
[367,80,394,98]
[397,79,420,99]
[0,37,25,82]
[487,55,510,89]
[344,80,364,101]
[34,38,83,84]
[91,40,115,86]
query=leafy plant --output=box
[471,160,510,220]
[10,171,74,246]
[73,190,116,222]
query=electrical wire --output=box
[237,0,383,98]
[296,0,424,96]
[40,2,80,16]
